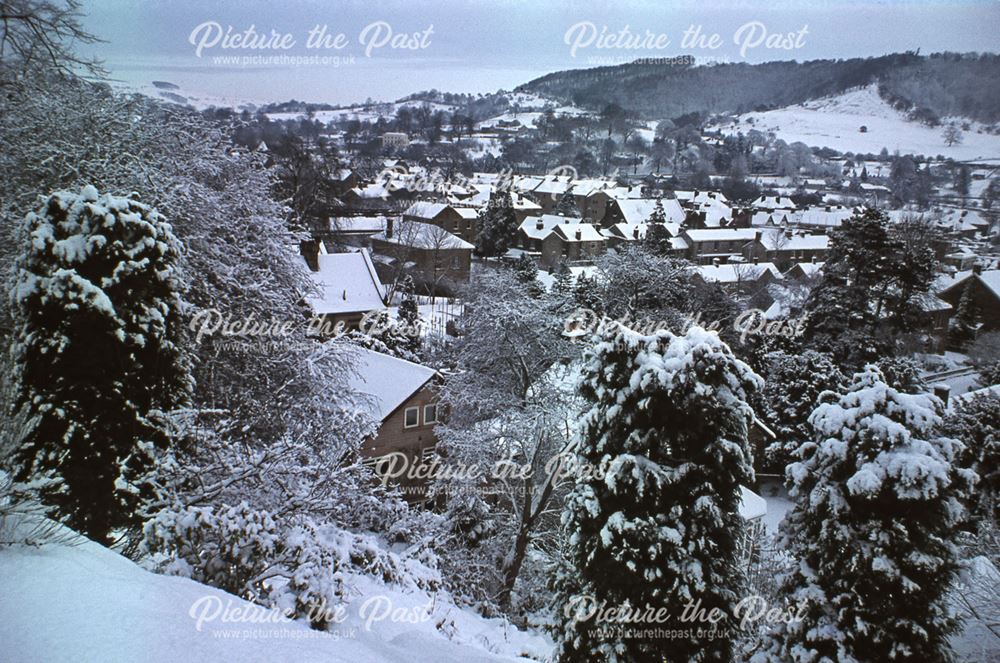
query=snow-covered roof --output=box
[697,263,781,283]
[603,222,649,240]
[303,249,386,316]
[752,195,797,210]
[349,184,389,200]
[761,232,830,252]
[373,221,475,250]
[553,223,604,243]
[789,261,825,277]
[938,269,1000,300]
[793,207,855,228]
[520,214,577,240]
[616,198,687,225]
[331,216,386,234]
[403,201,478,220]
[347,348,437,422]
[739,486,767,521]
[683,228,758,243]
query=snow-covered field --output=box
[711,85,1000,161]
[0,530,550,662]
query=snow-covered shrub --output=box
[754,366,975,662]
[552,323,761,662]
[144,503,441,630]
[0,470,81,548]
[9,185,190,544]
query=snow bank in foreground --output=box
[0,532,549,662]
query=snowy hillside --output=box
[0,531,550,662]
[711,85,1000,161]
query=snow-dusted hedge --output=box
[143,503,441,629]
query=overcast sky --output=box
[78,0,1000,106]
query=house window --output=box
[404,407,419,428]
[424,403,438,425]
[451,256,460,269]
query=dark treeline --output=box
[519,52,1000,124]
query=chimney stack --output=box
[536,219,544,230]
[753,257,760,265]
[575,228,582,241]
[633,226,640,239]
[386,217,394,239]
[300,239,320,272]
[973,264,983,275]
[933,384,951,406]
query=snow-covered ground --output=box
[711,85,1000,161]
[0,531,550,662]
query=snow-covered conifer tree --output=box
[10,186,190,543]
[397,275,422,355]
[553,323,761,662]
[475,188,518,257]
[754,366,975,663]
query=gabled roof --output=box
[615,198,687,225]
[303,249,386,316]
[552,223,604,243]
[347,348,437,422]
[373,220,475,250]
[752,195,797,210]
[697,263,782,283]
[938,270,1000,301]
[519,214,580,240]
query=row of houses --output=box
[512,213,833,271]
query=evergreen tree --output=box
[643,222,673,256]
[554,190,582,218]
[954,164,971,197]
[396,274,422,354]
[949,281,979,347]
[759,350,845,473]
[572,273,602,313]
[803,208,901,367]
[513,253,544,297]
[552,261,574,295]
[553,324,761,662]
[941,392,1000,519]
[475,188,518,257]
[646,198,666,224]
[754,367,974,663]
[10,186,191,543]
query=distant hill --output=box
[517,52,1000,124]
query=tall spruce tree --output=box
[554,190,582,218]
[396,274,422,354]
[949,281,979,347]
[754,366,975,663]
[553,324,761,662]
[10,186,191,543]
[475,188,518,257]
[646,198,667,224]
[803,208,898,367]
